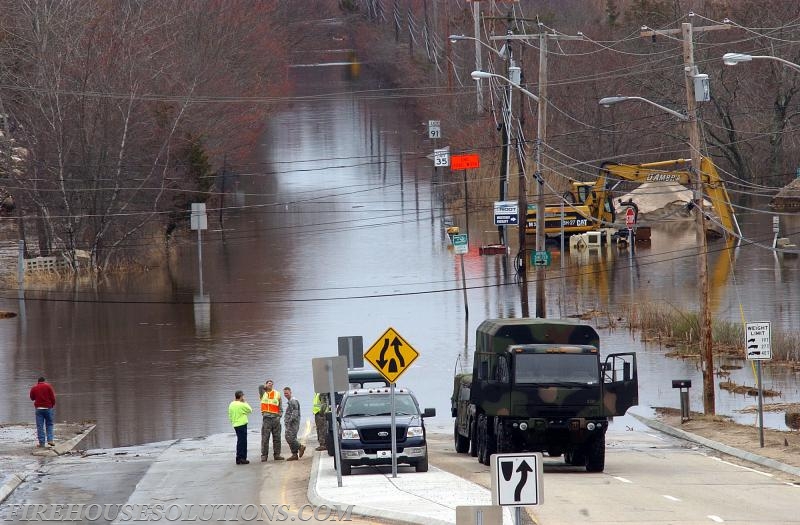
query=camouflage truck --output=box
[451,318,637,472]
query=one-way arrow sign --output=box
[491,453,543,506]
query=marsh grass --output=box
[622,302,799,362]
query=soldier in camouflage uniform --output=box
[283,387,305,461]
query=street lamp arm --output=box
[723,52,800,73]
[471,71,539,102]
[599,95,687,121]
[449,34,505,59]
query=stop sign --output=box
[625,208,636,229]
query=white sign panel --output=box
[190,203,207,231]
[490,453,543,507]
[434,147,450,167]
[745,322,771,360]
[428,120,441,139]
[494,200,519,226]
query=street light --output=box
[722,52,800,73]
[472,69,545,318]
[451,34,507,113]
[598,96,688,121]
[599,93,713,414]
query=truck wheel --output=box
[454,421,470,453]
[565,450,586,467]
[494,419,511,453]
[585,433,606,472]
[469,420,478,457]
[483,416,496,465]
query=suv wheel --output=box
[340,457,352,476]
[415,452,429,472]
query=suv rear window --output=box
[342,393,419,417]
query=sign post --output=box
[365,328,420,478]
[746,321,771,447]
[312,356,349,487]
[452,234,469,317]
[490,452,544,525]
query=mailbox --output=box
[671,379,692,389]
[671,379,692,422]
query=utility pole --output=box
[642,20,731,415]
[495,30,582,319]
[473,1,483,113]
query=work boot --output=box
[286,454,299,461]
[47,442,55,447]
[299,445,306,458]
[274,455,285,461]
[261,455,268,462]
[315,445,327,451]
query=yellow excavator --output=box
[526,157,741,239]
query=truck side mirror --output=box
[422,408,436,418]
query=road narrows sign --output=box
[364,327,420,383]
[490,453,544,506]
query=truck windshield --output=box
[514,354,599,384]
[342,394,419,417]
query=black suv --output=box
[335,387,435,475]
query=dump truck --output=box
[451,318,638,472]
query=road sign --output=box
[451,154,480,170]
[337,336,364,368]
[364,327,420,383]
[625,207,636,229]
[494,201,519,225]
[434,147,450,167]
[311,356,349,393]
[452,234,468,255]
[190,203,207,230]
[745,322,771,360]
[773,216,780,234]
[490,453,543,506]
[531,250,551,267]
[428,120,441,139]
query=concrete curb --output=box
[631,413,800,478]
[0,424,97,505]
[306,451,451,525]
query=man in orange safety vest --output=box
[259,379,284,461]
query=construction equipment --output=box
[525,157,740,239]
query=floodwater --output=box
[0,62,798,449]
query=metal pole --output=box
[515,506,522,525]
[682,22,714,414]
[197,228,204,297]
[473,1,483,113]
[329,364,343,487]
[534,34,548,319]
[460,253,469,318]
[390,382,397,478]
[463,169,469,234]
[757,361,764,447]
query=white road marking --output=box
[663,495,681,502]
[613,476,632,484]
[645,432,666,441]
[710,456,773,477]
[708,515,724,523]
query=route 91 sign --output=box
[490,453,543,506]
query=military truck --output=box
[451,318,637,472]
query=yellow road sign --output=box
[364,327,419,384]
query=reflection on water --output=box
[0,65,798,448]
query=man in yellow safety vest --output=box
[259,379,284,461]
[312,392,329,451]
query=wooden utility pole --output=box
[641,20,731,415]
[493,31,582,319]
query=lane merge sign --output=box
[745,322,771,360]
[364,327,420,383]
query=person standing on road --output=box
[29,377,56,448]
[283,387,305,461]
[312,392,329,451]
[228,390,252,465]
[259,379,284,461]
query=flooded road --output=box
[0,63,798,448]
